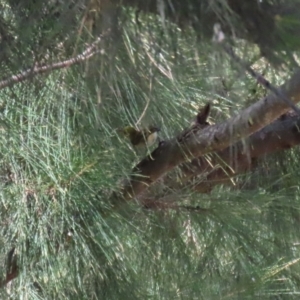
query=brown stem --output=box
[213,23,300,115]
[115,69,300,205]
[183,112,300,193]
[0,34,107,90]
[0,248,18,288]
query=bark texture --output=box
[115,70,300,204]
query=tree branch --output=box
[0,247,18,288]
[115,69,300,205]
[179,112,300,193]
[0,35,106,90]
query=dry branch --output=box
[213,23,300,115]
[179,112,300,193]
[0,35,105,90]
[115,69,300,205]
[0,248,18,288]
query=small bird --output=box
[121,126,160,148]
[178,103,211,142]
[194,103,211,126]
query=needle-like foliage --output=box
[0,1,300,299]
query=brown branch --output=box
[0,247,18,288]
[178,112,300,193]
[112,69,300,206]
[0,35,106,90]
[141,198,211,213]
[124,112,300,207]
[213,23,300,115]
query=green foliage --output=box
[0,1,300,299]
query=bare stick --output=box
[212,23,300,115]
[0,247,18,288]
[0,34,106,90]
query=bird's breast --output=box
[146,132,158,147]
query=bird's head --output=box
[119,126,160,147]
[121,126,139,137]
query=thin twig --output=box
[179,205,211,213]
[135,70,153,127]
[0,34,106,90]
[212,23,300,115]
[0,247,18,288]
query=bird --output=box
[194,103,211,126]
[121,126,160,148]
[178,103,211,143]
